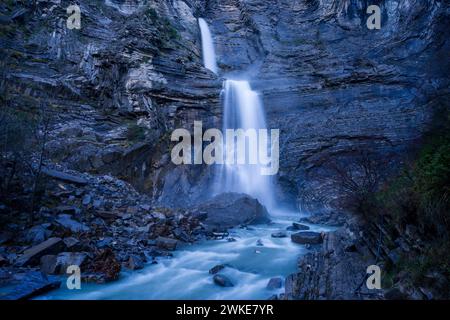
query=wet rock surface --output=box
[193,193,270,231]
[209,264,225,275]
[267,277,283,290]
[213,274,234,287]
[285,221,382,300]
[0,270,61,300]
[291,231,323,245]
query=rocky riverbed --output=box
[0,165,282,299]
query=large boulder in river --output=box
[213,274,234,287]
[193,193,270,231]
[40,252,88,274]
[156,236,178,251]
[291,231,323,245]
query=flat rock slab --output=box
[15,237,65,267]
[56,214,90,233]
[1,271,61,300]
[41,168,88,186]
[291,231,323,245]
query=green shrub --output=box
[378,125,450,238]
[414,135,450,201]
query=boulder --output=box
[271,231,287,238]
[63,237,82,251]
[41,252,88,275]
[209,264,225,274]
[292,223,310,231]
[15,237,65,267]
[267,277,283,290]
[96,237,113,248]
[156,236,178,251]
[40,255,57,274]
[1,271,61,300]
[55,252,88,274]
[82,194,92,206]
[25,225,52,244]
[56,214,90,233]
[193,193,270,231]
[213,274,234,287]
[291,231,323,245]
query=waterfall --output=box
[198,18,218,74]
[199,18,275,210]
[220,80,275,209]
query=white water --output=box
[198,18,275,209]
[215,80,275,210]
[198,18,218,74]
[37,213,331,300]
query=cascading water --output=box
[198,18,275,209]
[198,18,218,74]
[218,80,275,210]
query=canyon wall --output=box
[2,0,448,209]
[200,0,449,209]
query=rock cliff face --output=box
[200,0,449,208]
[1,0,222,207]
[2,0,448,209]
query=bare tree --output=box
[326,149,389,218]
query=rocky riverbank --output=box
[281,210,449,300]
[0,166,192,299]
[283,211,383,300]
[0,164,272,299]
